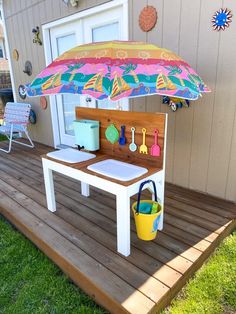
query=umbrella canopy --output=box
[26,41,210,101]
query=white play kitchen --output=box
[42,108,167,256]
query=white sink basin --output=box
[47,148,96,163]
[87,159,148,181]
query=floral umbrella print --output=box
[26,41,210,101]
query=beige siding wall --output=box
[3,0,236,202]
[130,0,236,202]
[3,0,110,147]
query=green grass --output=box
[0,215,106,314]
[0,134,7,141]
[163,230,236,314]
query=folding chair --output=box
[0,102,34,153]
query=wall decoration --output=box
[23,61,33,76]
[212,8,232,31]
[139,6,157,32]
[18,84,27,99]
[40,96,47,110]
[32,26,42,45]
[29,109,37,124]
[62,0,79,7]
[12,49,19,61]
[162,96,190,112]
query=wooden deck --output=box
[0,141,235,314]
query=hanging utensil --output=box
[150,129,161,157]
[105,124,119,144]
[139,128,148,154]
[119,125,126,145]
[129,127,137,152]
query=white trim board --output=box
[42,0,128,33]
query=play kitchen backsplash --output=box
[74,119,161,156]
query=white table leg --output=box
[116,191,130,256]
[156,175,165,231]
[81,182,90,197]
[42,159,56,212]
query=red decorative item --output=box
[139,6,157,32]
[40,96,47,110]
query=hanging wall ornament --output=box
[23,61,33,76]
[12,49,19,61]
[139,5,157,32]
[212,8,232,31]
[29,109,37,124]
[18,84,27,99]
[40,96,47,110]
[32,26,43,45]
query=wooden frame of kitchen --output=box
[42,108,168,256]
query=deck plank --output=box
[165,197,229,225]
[0,155,182,289]
[166,184,236,218]
[0,177,169,304]
[0,191,156,314]
[0,142,235,314]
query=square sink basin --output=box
[47,148,96,163]
[87,159,148,181]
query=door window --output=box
[56,33,79,136]
[92,23,119,42]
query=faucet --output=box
[77,145,85,151]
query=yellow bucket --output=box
[132,180,162,241]
[132,200,162,240]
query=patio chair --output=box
[0,102,34,153]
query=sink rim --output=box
[87,158,148,181]
[47,148,96,163]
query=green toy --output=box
[105,124,119,144]
[150,201,159,214]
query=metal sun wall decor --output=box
[212,8,233,31]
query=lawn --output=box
[163,230,236,314]
[0,215,106,314]
[0,134,7,141]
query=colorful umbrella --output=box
[26,41,210,101]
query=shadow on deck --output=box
[0,141,235,313]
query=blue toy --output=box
[162,96,190,112]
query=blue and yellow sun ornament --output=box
[212,8,232,31]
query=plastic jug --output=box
[73,119,100,151]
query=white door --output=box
[49,6,128,147]
[50,21,82,146]
[83,8,129,112]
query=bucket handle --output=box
[136,180,157,214]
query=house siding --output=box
[3,0,236,202]
[2,0,111,148]
[129,0,236,203]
